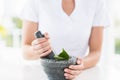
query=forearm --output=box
[82,27,103,69]
[22,44,40,60]
[83,51,101,69]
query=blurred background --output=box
[0,0,120,79]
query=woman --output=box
[21,0,109,79]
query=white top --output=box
[21,0,109,57]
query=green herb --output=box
[54,49,70,60]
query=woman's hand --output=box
[31,33,52,58]
[64,58,84,80]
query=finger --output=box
[31,38,47,45]
[39,49,52,57]
[33,41,50,50]
[37,45,51,54]
[69,64,83,70]
[64,68,81,75]
[64,73,76,80]
[69,58,84,70]
[44,32,49,39]
[77,58,84,69]
[77,58,82,65]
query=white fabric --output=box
[20,0,110,57]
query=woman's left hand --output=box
[64,58,84,80]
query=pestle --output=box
[34,31,55,59]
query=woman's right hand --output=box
[31,33,52,58]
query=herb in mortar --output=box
[54,49,70,60]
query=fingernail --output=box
[78,61,81,64]
[64,73,67,76]
[69,66,73,68]
[64,69,67,72]
[65,77,68,79]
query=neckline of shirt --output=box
[59,0,79,18]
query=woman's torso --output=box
[35,0,97,57]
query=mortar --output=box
[40,56,77,80]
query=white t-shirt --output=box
[21,0,109,57]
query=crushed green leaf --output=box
[54,49,70,60]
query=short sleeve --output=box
[20,0,39,22]
[92,0,110,28]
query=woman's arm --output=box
[22,20,52,60]
[64,27,104,80]
[83,27,103,69]
[22,20,39,60]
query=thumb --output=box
[77,58,82,65]
[77,58,84,69]
[44,32,49,39]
